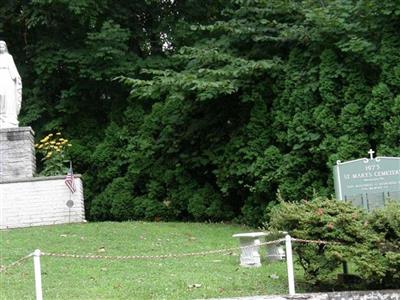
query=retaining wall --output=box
[0,175,85,229]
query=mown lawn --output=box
[1,222,304,299]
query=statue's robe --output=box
[0,53,22,128]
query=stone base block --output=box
[0,175,85,229]
[0,127,36,179]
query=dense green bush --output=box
[90,177,134,221]
[268,197,400,289]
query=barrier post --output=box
[33,249,43,300]
[285,235,295,295]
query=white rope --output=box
[0,253,33,273]
[40,239,287,260]
[0,237,339,269]
[291,238,341,245]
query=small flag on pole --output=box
[65,162,76,193]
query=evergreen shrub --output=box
[267,197,400,289]
[90,177,134,221]
[366,202,400,287]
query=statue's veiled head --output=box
[0,41,8,54]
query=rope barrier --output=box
[39,239,288,260]
[0,237,337,270]
[291,238,341,245]
[38,238,339,261]
[0,253,33,273]
[0,236,344,300]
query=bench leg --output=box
[266,244,285,261]
[239,238,262,267]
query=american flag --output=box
[65,164,76,193]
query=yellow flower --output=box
[38,144,43,149]
[50,141,56,145]
[56,132,61,136]
[48,133,53,137]
[40,137,49,143]
[46,152,52,158]
[56,142,61,145]
[68,144,72,147]
[56,149,61,152]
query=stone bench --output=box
[232,232,268,267]
[232,231,287,267]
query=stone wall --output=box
[0,127,36,179]
[0,175,85,229]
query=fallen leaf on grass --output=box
[60,234,67,238]
[97,247,106,253]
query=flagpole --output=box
[69,191,72,223]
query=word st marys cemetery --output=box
[334,149,400,211]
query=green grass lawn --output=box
[1,222,304,299]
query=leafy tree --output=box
[104,0,399,223]
[1,0,399,224]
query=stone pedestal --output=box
[0,127,36,180]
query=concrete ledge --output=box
[0,174,82,184]
[212,289,400,300]
[0,126,35,135]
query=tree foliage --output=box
[1,0,399,224]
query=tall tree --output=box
[92,0,400,225]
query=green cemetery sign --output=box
[333,150,400,211]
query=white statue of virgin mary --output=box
[0,40,22,129]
